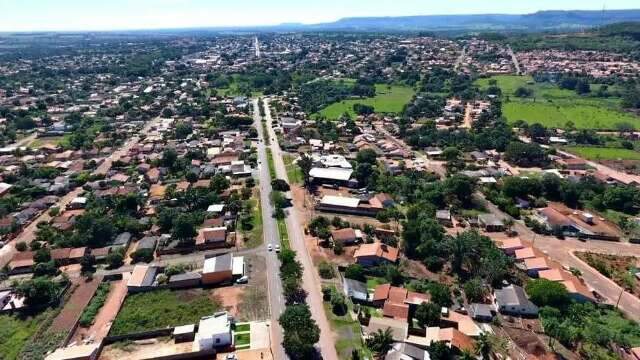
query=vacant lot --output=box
[283,154,303,184]
[318,84,415,119]
[576,252,640,297]
[476,75,638,130]
[109,289,220,336]
[564,146,640,161]
[0,311,54,360]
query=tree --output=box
[160,148,178,168]
[514,87,533,98]
[344,264,366,281]
[80,254,96,273]
[330,291,348,316]
[15,277,60,306]
[172,214,197,243]
[131,248,154,263]
[106,251,124,269]
[427,340,453,360]
[463,278,485,303]
[297,154,313,186]
[504,141,548,168]
[318,261,336,279]
[271,179,290,192]
[575,80,591,95]
[426,282,452,307]
[366,328,393,355]
[185,171,198,183]
[415,302,441,328]
[15,242,27,252]
[356,149,378,165]
[279,304,320,359]
[174,121,193,139]
[526,279,570,308]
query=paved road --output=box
[254,37,261,58]
[252,99,287,360]
[483,198,640,321]
[507,45,521,75]
[0,119,161,268]
[454,46,467,71]
[263,98,339,360]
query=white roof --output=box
[232,256,244,276]
[207,204,225,213]
[309,167,353,181]
[0,182,12,192]
[71,197,87,204]
[198,312,231,335]
[173,324,195,335]
[479,177,497,184]
[320,195,360,208]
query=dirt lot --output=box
[72,273,129,343]
[50,276,103,333]
[236,255,269,322]
[576,251,640,297]
[601,160,640,175]
[100,337,194,360]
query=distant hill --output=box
[283,9,640,32]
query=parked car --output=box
[236,276,249,284]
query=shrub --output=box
[15,242,27,252]
[318,261,336,279]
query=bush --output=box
[344,264,365,281]
[131,248,154,263]
[79,283,110,327]
[526,279,570,308]
[106,251,124,269]
[318,261,336,279]
[15,242,27,252]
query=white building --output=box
[193,312,232,351]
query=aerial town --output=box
[1,9,640,360]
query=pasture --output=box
[563,146,640,161]
[317,84,415,119]
[476,75,638,130]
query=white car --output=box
[267,244,273,251]
[275,244,281,253]
[236,276,249,284]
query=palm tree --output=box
[366,327,393,355]
[475,333,492,359]
[459,349,477,360]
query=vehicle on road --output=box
[267,244,273,251]
[275,244,281,252]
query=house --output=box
[468,303,494,322]
[331,228,362,245]
[316,195,389,217]
[407,327,475,354]
[206,204,225,214]
[8,251,34,274]
[535,203,620,241]
[173,324,196,343]
[192,312,232,351]
[67,197,87,210]
[493,285,539,316]
[436,209,453,227]
[372,284,429,321]
[497,237,524,255]
[45,343,101,360]
[0,182,12,197]
[354,242,399,266]
[196,227,228,250]
[127,265,159,293]
[365,317,408,342]
[343,278,369,302]
[440,310,482,337]
[478,214,505,232]
[557,157,587,170]
[309,167,353,185]
[169,272,203,289]
[514,247,537,261]
[524,257,551,277]
[385,342,429,360]
[202,253,234,285]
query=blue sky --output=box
[0,0,638,31]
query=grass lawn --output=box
[28,136,66,149]
[109,289,220,336]
[476,75,638,130]
[235,323,250,333]
[234,332,251,347]
[266,148,277,180]
[283,154,303,184]
[317,84,415,119]
[243,195,264,249]
[277,217,290,250]
[0,310,55,360]
[323,289,372,360]
[563,146,640,161]
[366,276,386,291]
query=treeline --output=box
[298,78,376,113]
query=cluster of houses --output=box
[517,50,640,79]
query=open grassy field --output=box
[317,84,415,119]
[0,310,55,360]
[563,146,640,161]
[283,154,303,184]
[243,194,264,249]
[109,289,220,336]
[476,75,638,130]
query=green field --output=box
[283,154,303,184]
[110,289,220,336]
[476,75,639,130]
[564,146,640,161]
[317,84,415,119]
[0,311,54,360]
